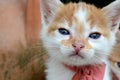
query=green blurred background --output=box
[61,0,115,8]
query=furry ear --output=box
[40,0,63,26]
[102,0,120,33]
[116,24,120,42]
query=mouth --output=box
[69,53,84,59]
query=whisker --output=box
[94,55,107,63]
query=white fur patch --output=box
[74,8,91,37]
[74,8,87,22]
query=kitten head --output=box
[109,43,120,79]
[40,0,120,66]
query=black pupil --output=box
[89,32,101,39]
[117,62,120,68]
[58,28,70,35]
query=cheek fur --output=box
[55,30,70,41]
[61,39,72,48]
[88,36,111,53]
[80,49,95,58]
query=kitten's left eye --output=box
[89,32,101,39]
[117,62,120,68]
[58,28,70,35]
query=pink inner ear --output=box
[112,23,117,27]
[110,21,119,31]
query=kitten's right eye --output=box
[89,32,101,39]
[58,28,70,35]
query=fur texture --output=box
[109,43,120,80]
[40,0,120,80]
[109,26,120,80]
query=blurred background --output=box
[61,0,115,8]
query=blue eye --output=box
[58,28,70,35]
[89,32,101,39]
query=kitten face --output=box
[41,3,117,66]
[109,43,120,79]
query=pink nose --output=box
[72,43,84,54]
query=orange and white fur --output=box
[109,43,120,80]
[40,0,120,80]
[109,27,120,80]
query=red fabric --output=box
[63,64,106,80]
[112,72,119,80]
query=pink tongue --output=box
[71,64,106,80]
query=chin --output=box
[59,55,92,66]
[61,54,106,66]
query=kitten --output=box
[109,43,120,80]
[109,27,120,80]
[40,0,120,80]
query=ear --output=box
[102,0,120,33]
[40,0,63,26]
[116,24,120,42]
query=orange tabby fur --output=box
[109,43,120,65]
[47,3,111,49]
[109,26,120,79]
[109,43,120,79]
[40,0,120,79]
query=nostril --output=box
[80,45,84,48]
[72,43,84,55]
[72,44,76,48]
[72,43,84,49]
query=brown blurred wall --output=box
[0,0,41,53]
[0,0,44,80]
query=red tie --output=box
[63,64,106,80]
